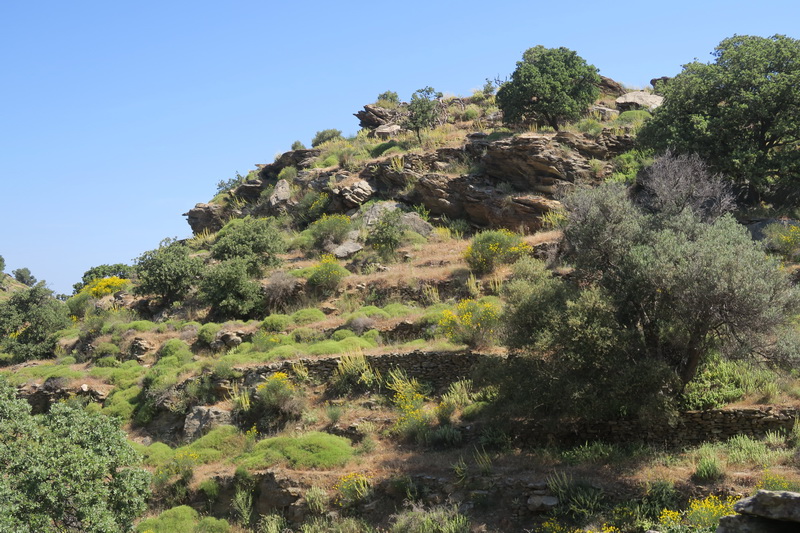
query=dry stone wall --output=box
[517,406,800,448]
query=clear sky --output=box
[1,0,798,294]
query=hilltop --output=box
[1,37,800,533]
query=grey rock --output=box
[355,201,405,226]
[183,406,233,442]
[375,124,402,139]
[616,91,664,111]
[339,180,374,208]
[268,179,293,213]
[734,490,800,522]
[183,202,226,234]
[716,514,798,533]
[400,212,434,237]
[527,495,558,512]
[332,240,363,259]
[591,105,619,121]
[354,104,404,129]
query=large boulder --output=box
[716,491,800,533]
[184,202,226,234]
[599,75,627,97]
[183,406,233,442]
[354,104,404,129]
[616,91,664,111]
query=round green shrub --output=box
[262,314,293,332]
[464,229,530,274]
[197,323,222,346]
[332,329,355,341]
[290,308,326,325]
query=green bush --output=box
[94,341,120,357]
[290,308,326,325]
[95,355,120,368]
[464,229,529,274]
[291,140,306,151]
[211,217,286,273]
[307,214,353,251]
[197,322,222,346]
[135,505,231,533]
[366,209,405,260]
[277,166,297,182]
[390,505,470,533]
[438,298,501,349]
[296,191,330,225]
[332,329,355,341]
[311,129,344,147]
[306,255,349,296]
[159,339,192,361]
[134,238,203,305]
[238,432,353,470]
[200,259,263,319]
[262,314,293,332]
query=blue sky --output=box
[1,0,798,294]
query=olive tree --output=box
[404,86,443,142]
[0,283,70,362]
[501,154,799,419]
[639,34,800,200]
[0,379,151,532]
[496,45,600,130]
[133,238,203,305]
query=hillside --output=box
[2,37,800,533]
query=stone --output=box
[183,406,233,442]
[716,514,798,533]
[183,202,226,234]
[339,180,374,208]
[331,240,363,259]
[268,179,293,213]
[527,495,559,512]
[354,201,405,226]
[599,75,627,97]
[129,337,154,359]
[374,124,402,139]
[354,104,404,129]
[400,212,434,237]
[615,91,664,112]
[734,490,800,522]
[217,330,246,348]
[591,105,619,121]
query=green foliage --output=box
[291,307,326,325]
[639,34,800,200]
[390,505,471,533]
[262,313,293,332]
[12,267,36,286]
[404,87,443,142]
[211,216,286,274]
[366,209,406,260]
[693,455,724,482]
[306,255,349,296]
[291,140,307,150]
[296,191,330,225]
[496,45,600,130]
[464,229,529,274]
[311,129,344,147]
[72,263,135,294]
[238,432,354,470]
[438,298,501,349]
[0,379,151,532]
[200,258,263,319]
[0,254,4,273]
[0,283,70,362]
[135,505,231,533]
[197,322,222,346]
[376,90,400,108]
[330,353,382,395]
[764,222,800,261]
[134,238,203,305]
[307,213,353,250]
[277,166,297,182]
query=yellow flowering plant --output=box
[438,298,501,349]
[464,229,531,274]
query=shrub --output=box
[307,214,353,251]
[386,368,429,442]
[238,432,354,470]
[263,271,301,313]
[291,140,306,150]
[330,353,381,395]
[334,473,372,508]
[295,191,330,225]
[262,314,293,332]
[200,259,263,319]
[306,255,349,296]
[463,104,480,121]
[376,90,400,107]
[277,166,297,182]
[694,454,724,482]
[366,209,405,260]
[305,486,329,515]
[251,372,305,431]
[197,323,222,347]
[290,308,325,325]
[390,505,470,533]
[464,229,529,274]
[211,217,286,273]
[135,505,231,533]
[134,238,203,305]
[764,222,800,261]
[438,298,501,349]
[311,129,344,147]
[82,276,130,298]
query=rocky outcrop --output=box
[481,130,633,191]
[616,91,664,111]
[183,406,234,442]
[599,75,627,97]
[717,491,800,533]
[374,124,402,139]
[184,202,226,234]
[354,104,404,129]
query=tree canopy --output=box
[501,154,799,420]
[0,283,70,362]
[0,380,150,532]
[403,86,443,142]
[133,238,203,305]
[496,45,599,130]
[639,34,800,201]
